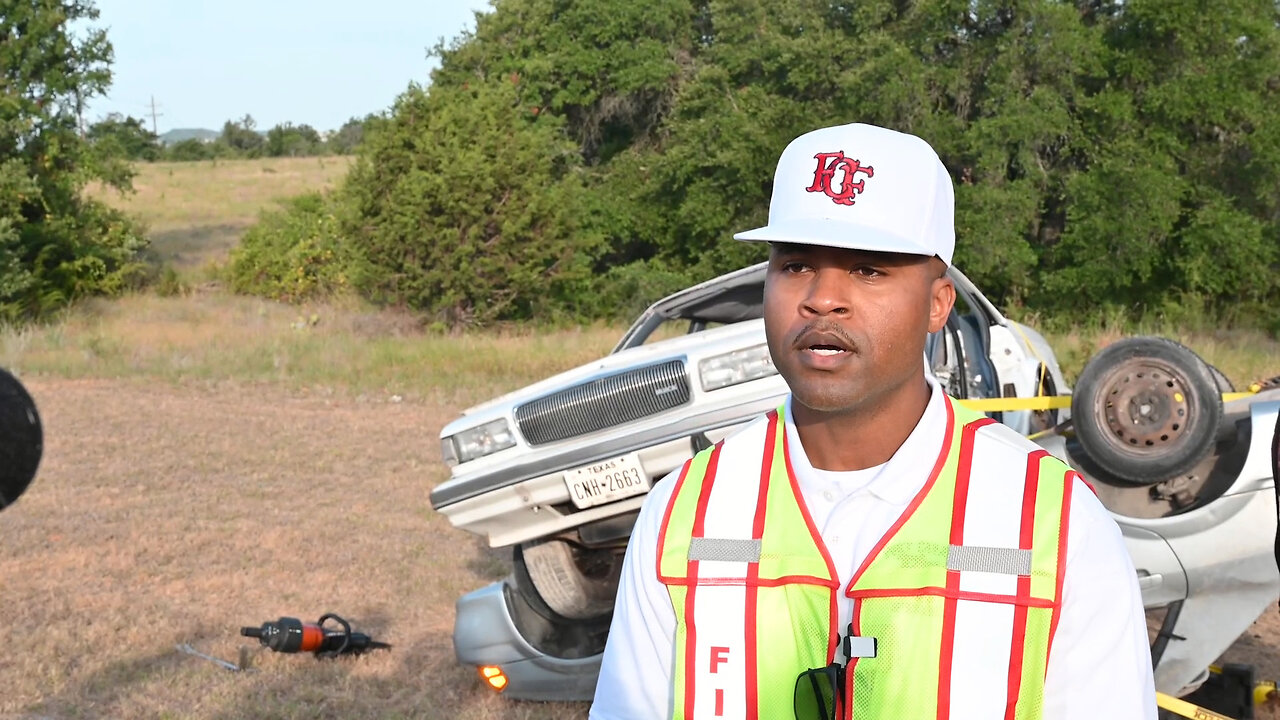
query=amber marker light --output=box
[478,665,509,692]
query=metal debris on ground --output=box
[176,643,255,672]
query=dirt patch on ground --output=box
[0,378,584,720]
[0,378,1274,718]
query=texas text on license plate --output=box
[563,453,650,509]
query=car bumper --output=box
[453,581,601,702]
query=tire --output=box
[0,367,42,509]
[1071,337,1222,486]
[1028,365,1059,435]
[514,539,621,620]
[1207,364,1235,393]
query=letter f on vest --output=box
[709,646,730,674]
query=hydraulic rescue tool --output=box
[241,613,391,658]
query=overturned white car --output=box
[430,262,1280,704]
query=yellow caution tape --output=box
[957,390,1259,414]
[1156,691,1237,720]
[957,396,1072,412]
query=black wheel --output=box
[1071,337,1222,486]
[513,539,621,620]
[1207,364,1235,393]
[0,368,42,511]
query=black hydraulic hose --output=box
[1150,599,1184,669]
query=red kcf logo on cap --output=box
[806,151,874,206]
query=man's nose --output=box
[801,268,851,316]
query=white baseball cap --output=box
[734,123,955,266]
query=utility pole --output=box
[149,95,164,135]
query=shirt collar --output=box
[783,378,948,506]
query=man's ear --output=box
[927,272,955,334]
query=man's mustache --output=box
[792,322,860,353]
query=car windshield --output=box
[613,264,767,351]
[614,263,999,389]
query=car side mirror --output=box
[0,367,42,512]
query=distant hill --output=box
[159,128,219,145]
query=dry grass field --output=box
[1,157,1276,718]
[87,157,352,270]
[0,364,596,720]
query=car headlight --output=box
[442,418,517,466]
[699,344,777,391]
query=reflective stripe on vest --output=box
[657,409,839,719]
[845,398,1073,720]
[657,396,1073,720]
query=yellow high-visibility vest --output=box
[657,396,1074,719]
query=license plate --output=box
[563,453,649,509]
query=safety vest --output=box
[656,396,1075,720]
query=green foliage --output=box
[164,138,212,161]
[87,113,161,161]
[228,192,362,302]
[219,114,264,157]
[160,116,382,161]
[264,122,322,157]
[237,0,1280,327]
[0,0,150,320]
[326,115,381,155]
[154,265,187,297]
[343,77,601,325]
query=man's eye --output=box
[853,266,883,277]
[782,262,810,273]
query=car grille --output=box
[515,360,691,446]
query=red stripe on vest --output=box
[656,457,697,584]
[744,412,778,720]
[660,574,838,588]
[845,586,1054,609]
[780,411,843,663]
[684,442,724,720]
[937,416,996,720]
[1004,449,1049,719]
[845,396,959,719]
[1045,470,1076,666]
[846,396,960,592]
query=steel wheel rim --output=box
[1090,357,1193,457]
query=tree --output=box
[343,78,602,325]
[219,114,264,156]
[265,122,322,157]
[241,0,1280,326]
[326,115,379,155]
[87,112,161,161]
[165,138,211,162]
[0,0,148,319]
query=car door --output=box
[927,282,1001,402]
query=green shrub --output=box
[343,80,603,326]
[228,192,362,302]
[1,2,153,321]
[573,259,699,322]
[165,139,212,162]
[154,266,187,297]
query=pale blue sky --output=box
[85,0,493,133]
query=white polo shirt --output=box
[590,382,1157,719]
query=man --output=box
[590,123,1156,719]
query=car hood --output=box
[445,319,767,429]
